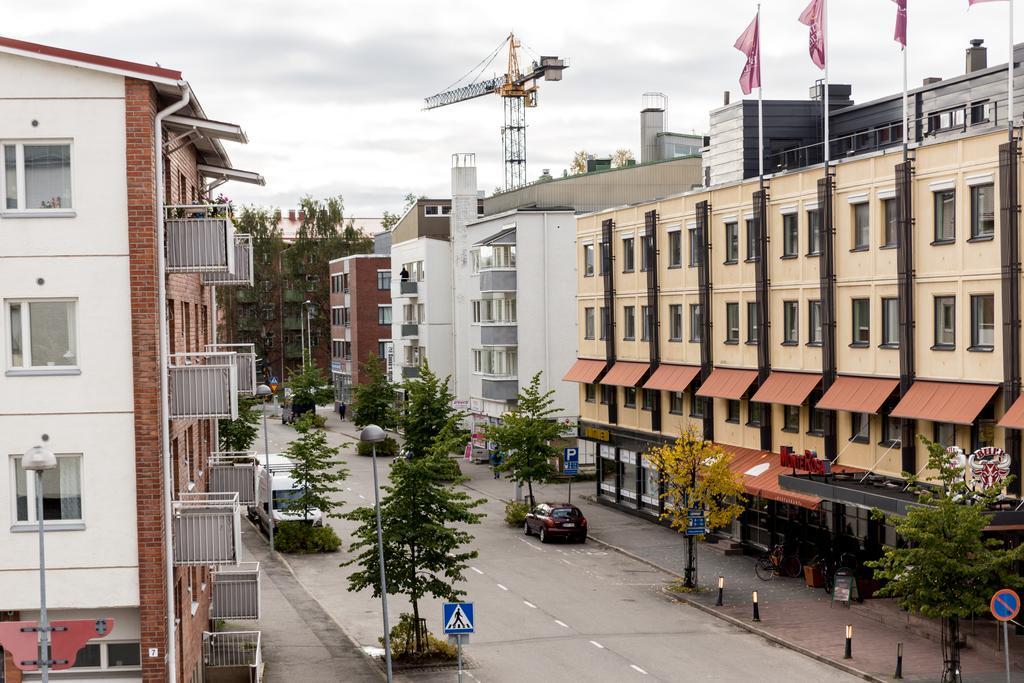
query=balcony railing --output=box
[479,270,516,292]
[398,280,419,296]
[209,452,258,505]
[211,562,261,621]
[205,343,257,394]
[166,204,236,274]
[202,234,254,287]
[172,492,241,566]
[168,352,239,420]
[480,325,517,346]
[481,378,519,401]
[203,631,262,682]
[401,364,420,379]
[400,323,419,338]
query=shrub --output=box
[504,501,530,526]
[383,613,457,661]
[357,436,399,458]
[432,455,462,482]
[273,521,341,553]
[295,412,326,430]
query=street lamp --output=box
[303,299,314,362]
[23,445,57,683]
[360,424,393,683]
[256,384,274,552]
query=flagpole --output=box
[902,37,909,157]
[1010,0,1016,139]
[758,4,764,178]
[824,0,830,167]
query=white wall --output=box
[389,236,452,383]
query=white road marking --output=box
[496,584,509,591]
[471,566,484,575]
[523,600,537,609]
[346,487,352,491]
[554,619,569,629]
[590,641,605,649]
[517,538,543,552]
[630,665,648,675]
[560,558,576,567]
[358,494,365,500]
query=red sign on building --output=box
[0,618,114,671]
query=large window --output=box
[7,300,78,369]
[669,304,683,341]
[724,222,739,263]
[12,453,82,524]
[745,219,759,261]
[689,304,702,343]
[472,348,517,376]
[783,301,798,344]
[473,298,517,324]
[584,307,595,339]
[809,300,823,345]
[583,243,594,277]
[934,189,956,242]
[934,296,956,349]
[377,270,391,290]
[807,209,822,255]
[782,213,799,257]
[3,142,73,211]
[477,244,515,269]
[971,184,995,239]
[71,641,141,671]
[623,306,636,340]
[971,294,995,350]
[725,302,739,343]
[882,198,898,247]
[622,237,635,272]
[882,298,899,347]
[852,298,870,346]
[668,230,682,268]
[852,202,870,250]
[746,302,759,344]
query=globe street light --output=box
[256,384,274,552]
[23,445,57,683]
[360,424,392,683]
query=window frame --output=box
[970,293,995,351]
[623,305,636,340]
[783,300,798,345]
[689,304,702,343]
[970,183,995,240]
[808,299,823,346]
[725,399,741,423]
[881,198,898,248]
[881,297,899,348]
[623,386,637,409]
[933,189,956,243]
[584,307,595,340]
[850,413,870,444]
[689,388,705,418]
[881,413,900,447]
[640,235,654,272]
[641,389,657,411]
[622,237,635,272]
[724,222,739,264]
[852,202,870,251]
[2,140,75,215]
[6,299,80,373]
[377,270,392,290]
[851,298,870,347]
[782,405,800,433]
[669,304,683,341]
[582,243,595,277]
[746,301,758,344]
[669,391,684,415]
[668,230,683,268]
[782,213,799,257]
[688,228,700,267]
[807,209,822,256]
[933,295,956,349]
[725,302,739,344]
[11,453,84,528]
[585,384,597,403]
[745,218,759,261]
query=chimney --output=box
[288,209,295,221]
[966,39,988,73]
[640,92,666,164]
[923,77,942,86]
[723,91,731,106]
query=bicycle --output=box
[755,544,803,580]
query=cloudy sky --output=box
[8,0,1024,218]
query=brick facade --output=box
[349,256,392,386]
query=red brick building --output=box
[330,254,393,404]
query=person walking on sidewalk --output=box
[338,401,347,421]
[491,451,502,479]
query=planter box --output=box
[804,564,825,588]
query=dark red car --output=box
[523,503,587,543]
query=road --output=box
[258,412,857,682]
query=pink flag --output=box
[893,0,907,47]
[734,12,761,95]
[798,0,826,70]
[969,0,1008,5]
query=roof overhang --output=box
[0,35,182,85]
[164,114,248,144]
[198,164,266,187]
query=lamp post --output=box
[256,384,274,552]
[23,445,57,682]
[360,424,393,683]
[303,299,314,363]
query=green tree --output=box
[218,395,261,452]
[343,454,484,652]
[611,148,635,168]
[400,362,462,458]
[288,358,334,407]
[351,354,397,429]
[868,437,1024,682]
[645,431,745,588]
[281,413,349,522]
[569,149,589,175]
[484,372,561,507]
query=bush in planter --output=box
[357,436,399,458]
[274,520,341,553]
[504,501,530,526]
[383,613,457,661]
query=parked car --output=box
[523,503,587,543]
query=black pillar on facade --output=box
[895,159,917,475]
[696,200,715,441]
[601,218,619,426]
[644,209,662,433]
[1000,140,1022,496]
[817,174,838,463]
[754,186,773,452]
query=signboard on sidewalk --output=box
[830,572,858,607]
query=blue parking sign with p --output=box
[563,447,579,475]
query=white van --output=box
[249,453,324,533]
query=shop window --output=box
[622,237,635,272]
[724,222,739,263]
[934,422,956,448]
[669,391,684,415]
[850,413,870,444]
[726,400,741,424]
[934,189,956,243]
[585,384,596,403]
[807,209,822,255]
[881,414,900,447]
[642,389,657,411]
[623,387,637,409]
[747,401,763,427]
[971,184,995,240]
[782,213,798,257]
[668,230,682,268]
[973,403,996,451]
[689,388,705,418]
[882,198,897,247]
[599,449,617,496]
[933,296,956,349]
[971,294,995,351]
[782,405,800,432]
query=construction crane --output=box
[424,33,567,191]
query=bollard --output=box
[844,624,853,659]
[894,641,903,679]
[716,576,724,607]
[752,590,760,622]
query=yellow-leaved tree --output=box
[645,430,745,588]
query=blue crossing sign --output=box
[443,602,475,635]
[991,589,1020,622]
[563,447,579,476]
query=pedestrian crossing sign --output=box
[443,602,475,634]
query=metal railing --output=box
[165,204,236,273]
[172,492,241,566]
[168,352,239,420]
[202,234,254,286]
[203,630,262,677]
[205,344,257,394]
[209,452,258,505]
[211,563,261,621]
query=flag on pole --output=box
[969,0,1007,5]
[799,0,826,69]
[892,0,907,47]
[734,12,761,96]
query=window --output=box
[584,307,595,339]
[2,142,72,211]
[7,300,78,369]
[935,422,956,449]
[622,237,635,272]
[640,305,652,341]
[623,306,636,340]
[934,189,956,242]
[726,400,741,423]
[473,348,517,376]
[641,235,654,271]
[600,385,614,404]
[971,294,995,350]
[330,274,342,293]
[882,198,898,247]
[807,209,822,255]
[378,306,392,326]
[688,228,700,267]
[689,388,706,417]
[745,219,759,261]
[669,391,684,414]
[71,641,141,670]
[689,304,702,343]
[669,304,683,341]
[624,387,637,408]
[747,401,763,427]
[600,306,609,340]
[377,270,391,290]
[971,184,995,239]
[424,205,439,216]
[880,298,899,347]
[599,241,611,274]
[852,203,870,250]
[852,299,870,346]
[973,403,996,451]
[783,301,798,344]
[882,414,900,446]
[725,302,739,343]
[934,296,956,348]
[12,454,82,523]
[332,340,343,358]
[642,389,656,411]
[583,243,595,276]
[668,230,682,267]
[477,244,516,269]
[747,302,759,343]
[783,405,800,432]
[808,300,823,345]
[782,214,798,257]
[724,222,739,263]
[378,341,390,360]
[850,413,870,443]
[809,396,826,435]
[585,384,597,403]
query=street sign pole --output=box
[456,634,463,683]
[990,587,1020,683]
[1004,621,1011,683]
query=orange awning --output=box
[816,376,899,413]
[722,445,822,509]
[750,372,821,406]
[562,358,606,384]
[999,395,1024,429]
[890,380,999,425]
[696,367,758,400]
[600,361,649,387]
[643,364,701,392]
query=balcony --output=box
[481,378,519,401]
[398,280,419,297]
[401,364,420,379]
[211,562,261,621]
[400,323,419,338]
[480,325,517,346]
[479,270,516,292]
[166,205,236,273]
[172,492,241,566]
[203,631,262,683]
[206,344,257,394]
[209,452,258,505]
[202,234,255,287]
[169,352,239,420]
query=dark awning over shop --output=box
[890,380,999,425]
[643,364,701,392]
[816,376,899,413]
[600,361,650,387]
[750,372,821,406]
[562,358,606,384]
[696,368,758,400]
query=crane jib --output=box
[423,78,503,110]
